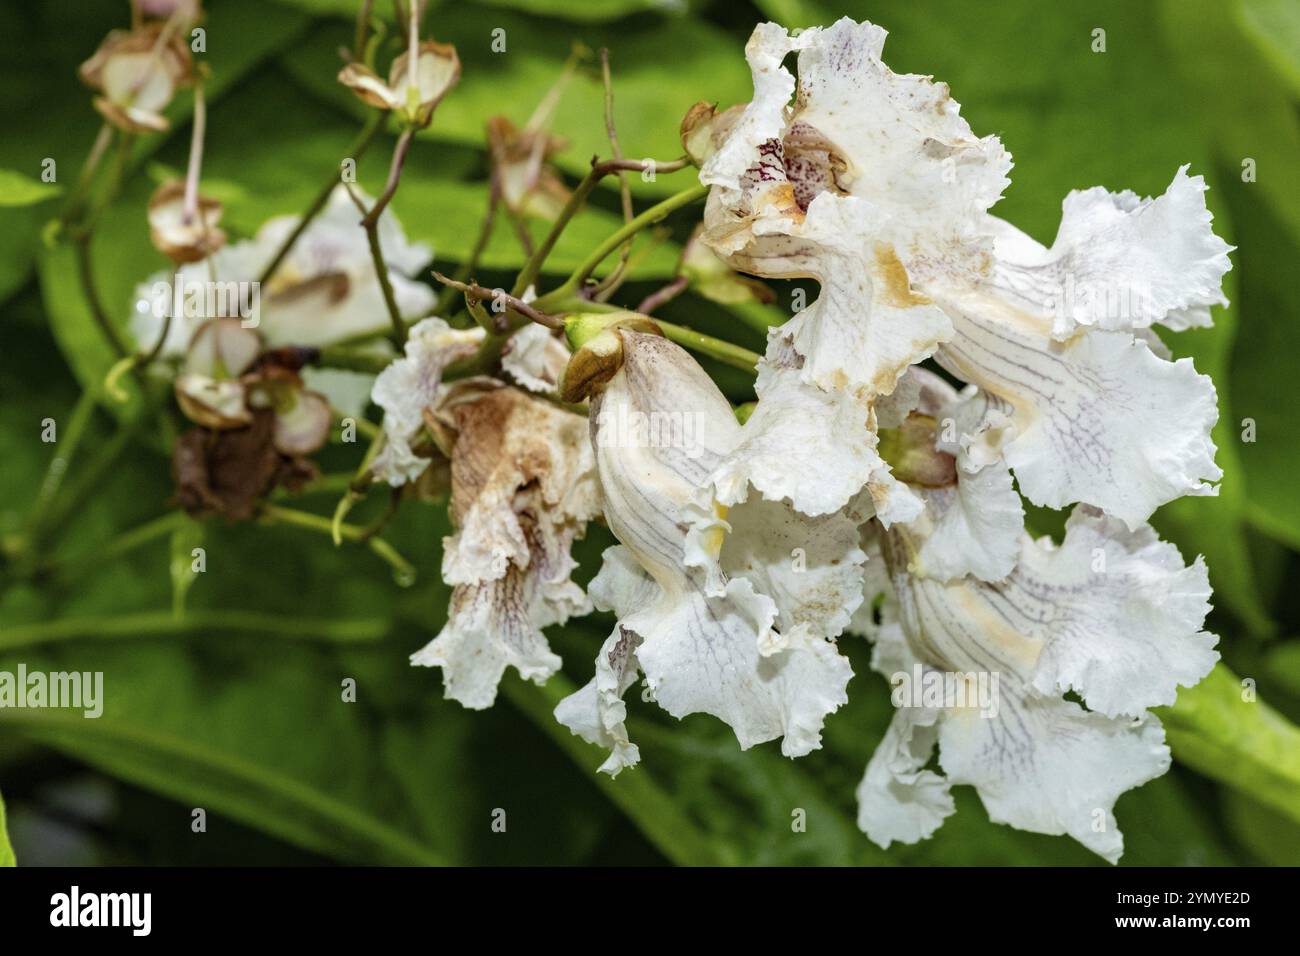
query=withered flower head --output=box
[679,100,745,167]
[173,410,317,522]
[337,40,460,129]
[148,179,225,263]
[486,115,571,221]
[79,22,193,133]
[175,319,331,457]
[410,385,600,709]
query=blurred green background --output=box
[1,0,1299,866]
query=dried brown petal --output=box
[172,411,318,521]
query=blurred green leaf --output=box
[194,70,683,276]
[275,0,690,20]
[1221,182,1300,551]
[1223,790,1300,865]
[0,498,632,865]
[0,787,14,866]
[1238,0,1300,98]
[2,702,445,865]
[1159,0,1300,248]
[0,168,62,207]
[473,0,690,22]
[500,673,723,865]
[1157,664,1300,828]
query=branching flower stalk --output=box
[510,155,691,298]
[258,113,386,285]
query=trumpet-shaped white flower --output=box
[410,384,599,709]
[662,15,1234,861]
[698,18,1230,530]
[555,329,859,769]
[853,465,1218,861]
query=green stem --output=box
[261,503,414,585]
[331,425,386,544]
[24,387,100,541]
[27,414,146,557]
[314,346,395,374]
[655,320,759,373]
[276,472,356,499]
[366,217,408,348]
[510,157,690,298]
[73,234,131,359]
[511,166,605,297]
[0,610,389,652]
[332,408,381,442]
[47,511,186,584]
[258,113,385,286]
[534,183,709,308]
[352,0,375,62]
[60,123,113,227]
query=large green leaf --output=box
[1238,0,1300,98]
[1156,664,1300,828]
[0,504,628,865]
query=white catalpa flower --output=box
[696,18,1230,532]
[855,500,1218,862]
[410,384,599,709]
[498,323,571,395]
[369,317,573,486]
[846,368,1218,860]
[555,327,859,769]
[131,186,435,356]
[369,317,485,486]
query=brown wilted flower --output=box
[409,385,599,708]
[79,22,193,133]
[173,410,317,521]
[337,40,460,129]
[486,116,571,222]
[174,319,331,457]
[148,179,225,263]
